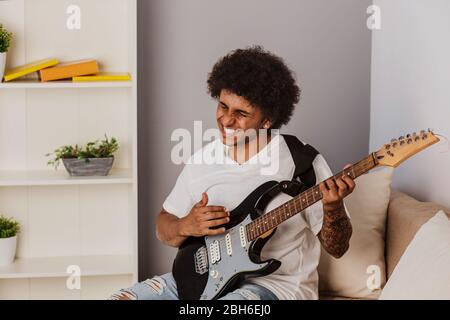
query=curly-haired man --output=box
[110,46,354,300]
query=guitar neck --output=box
[245,153,379,241]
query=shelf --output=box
[0,168,133,186]
[0,79,133,89]
[0,255,134,279]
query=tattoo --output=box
[318,204,353,258]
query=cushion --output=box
[379,211,450,300]
[318,167,394,299]
[386,191,450,277]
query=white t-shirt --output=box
[163,133,347,300]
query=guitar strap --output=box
[281,134,319,197]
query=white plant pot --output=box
[0,52,6,82]
[0,235,17,266]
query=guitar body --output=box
[172,180,285,300]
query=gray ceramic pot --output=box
[62,157,114,176]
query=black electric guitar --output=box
[172,130,440,300]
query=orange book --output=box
[39,59,99,82]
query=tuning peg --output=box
[406,134,411,138]
[398,136,405,140]
[414,136,420,141]
[422,133,428,139]
[391,138,397,143]
[420,130,426,135]
[407,138,412,144]
[385,144,391,150]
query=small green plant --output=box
[0,24,13,53]
[46,135,119,170]
[0,215,20,239]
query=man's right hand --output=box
[179,192,230,237]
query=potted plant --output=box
[0,24,13,81]
[0,215,20,266]
[46,135,119,176]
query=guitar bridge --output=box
[194,246,208,275]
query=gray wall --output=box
[138,0,372,279]
[371,0,450,207]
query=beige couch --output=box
[319,190,450,300]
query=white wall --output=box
[138,0,372,278]
[371,0,450,207]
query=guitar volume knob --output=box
[210,270,219,278]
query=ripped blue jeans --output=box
[109,272,278,300]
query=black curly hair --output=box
[207,46,300,129]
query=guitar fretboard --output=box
[245,153,378,241]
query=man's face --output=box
[216,90,269,146]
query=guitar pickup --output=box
[239,226,247,247]
[225,233,232,256]
[209,240,221,264]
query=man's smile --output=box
[222,127,242,138]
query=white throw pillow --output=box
[379,211,450,300]
[318,167,394,299]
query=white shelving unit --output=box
[0,0,137,299]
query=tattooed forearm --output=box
[318,203,352,258]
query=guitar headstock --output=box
[375,129,440,167]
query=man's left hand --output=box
[319,164,355,212]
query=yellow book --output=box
[4,58,59,82]
[72,72,132,82]
[40,59,99,82]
